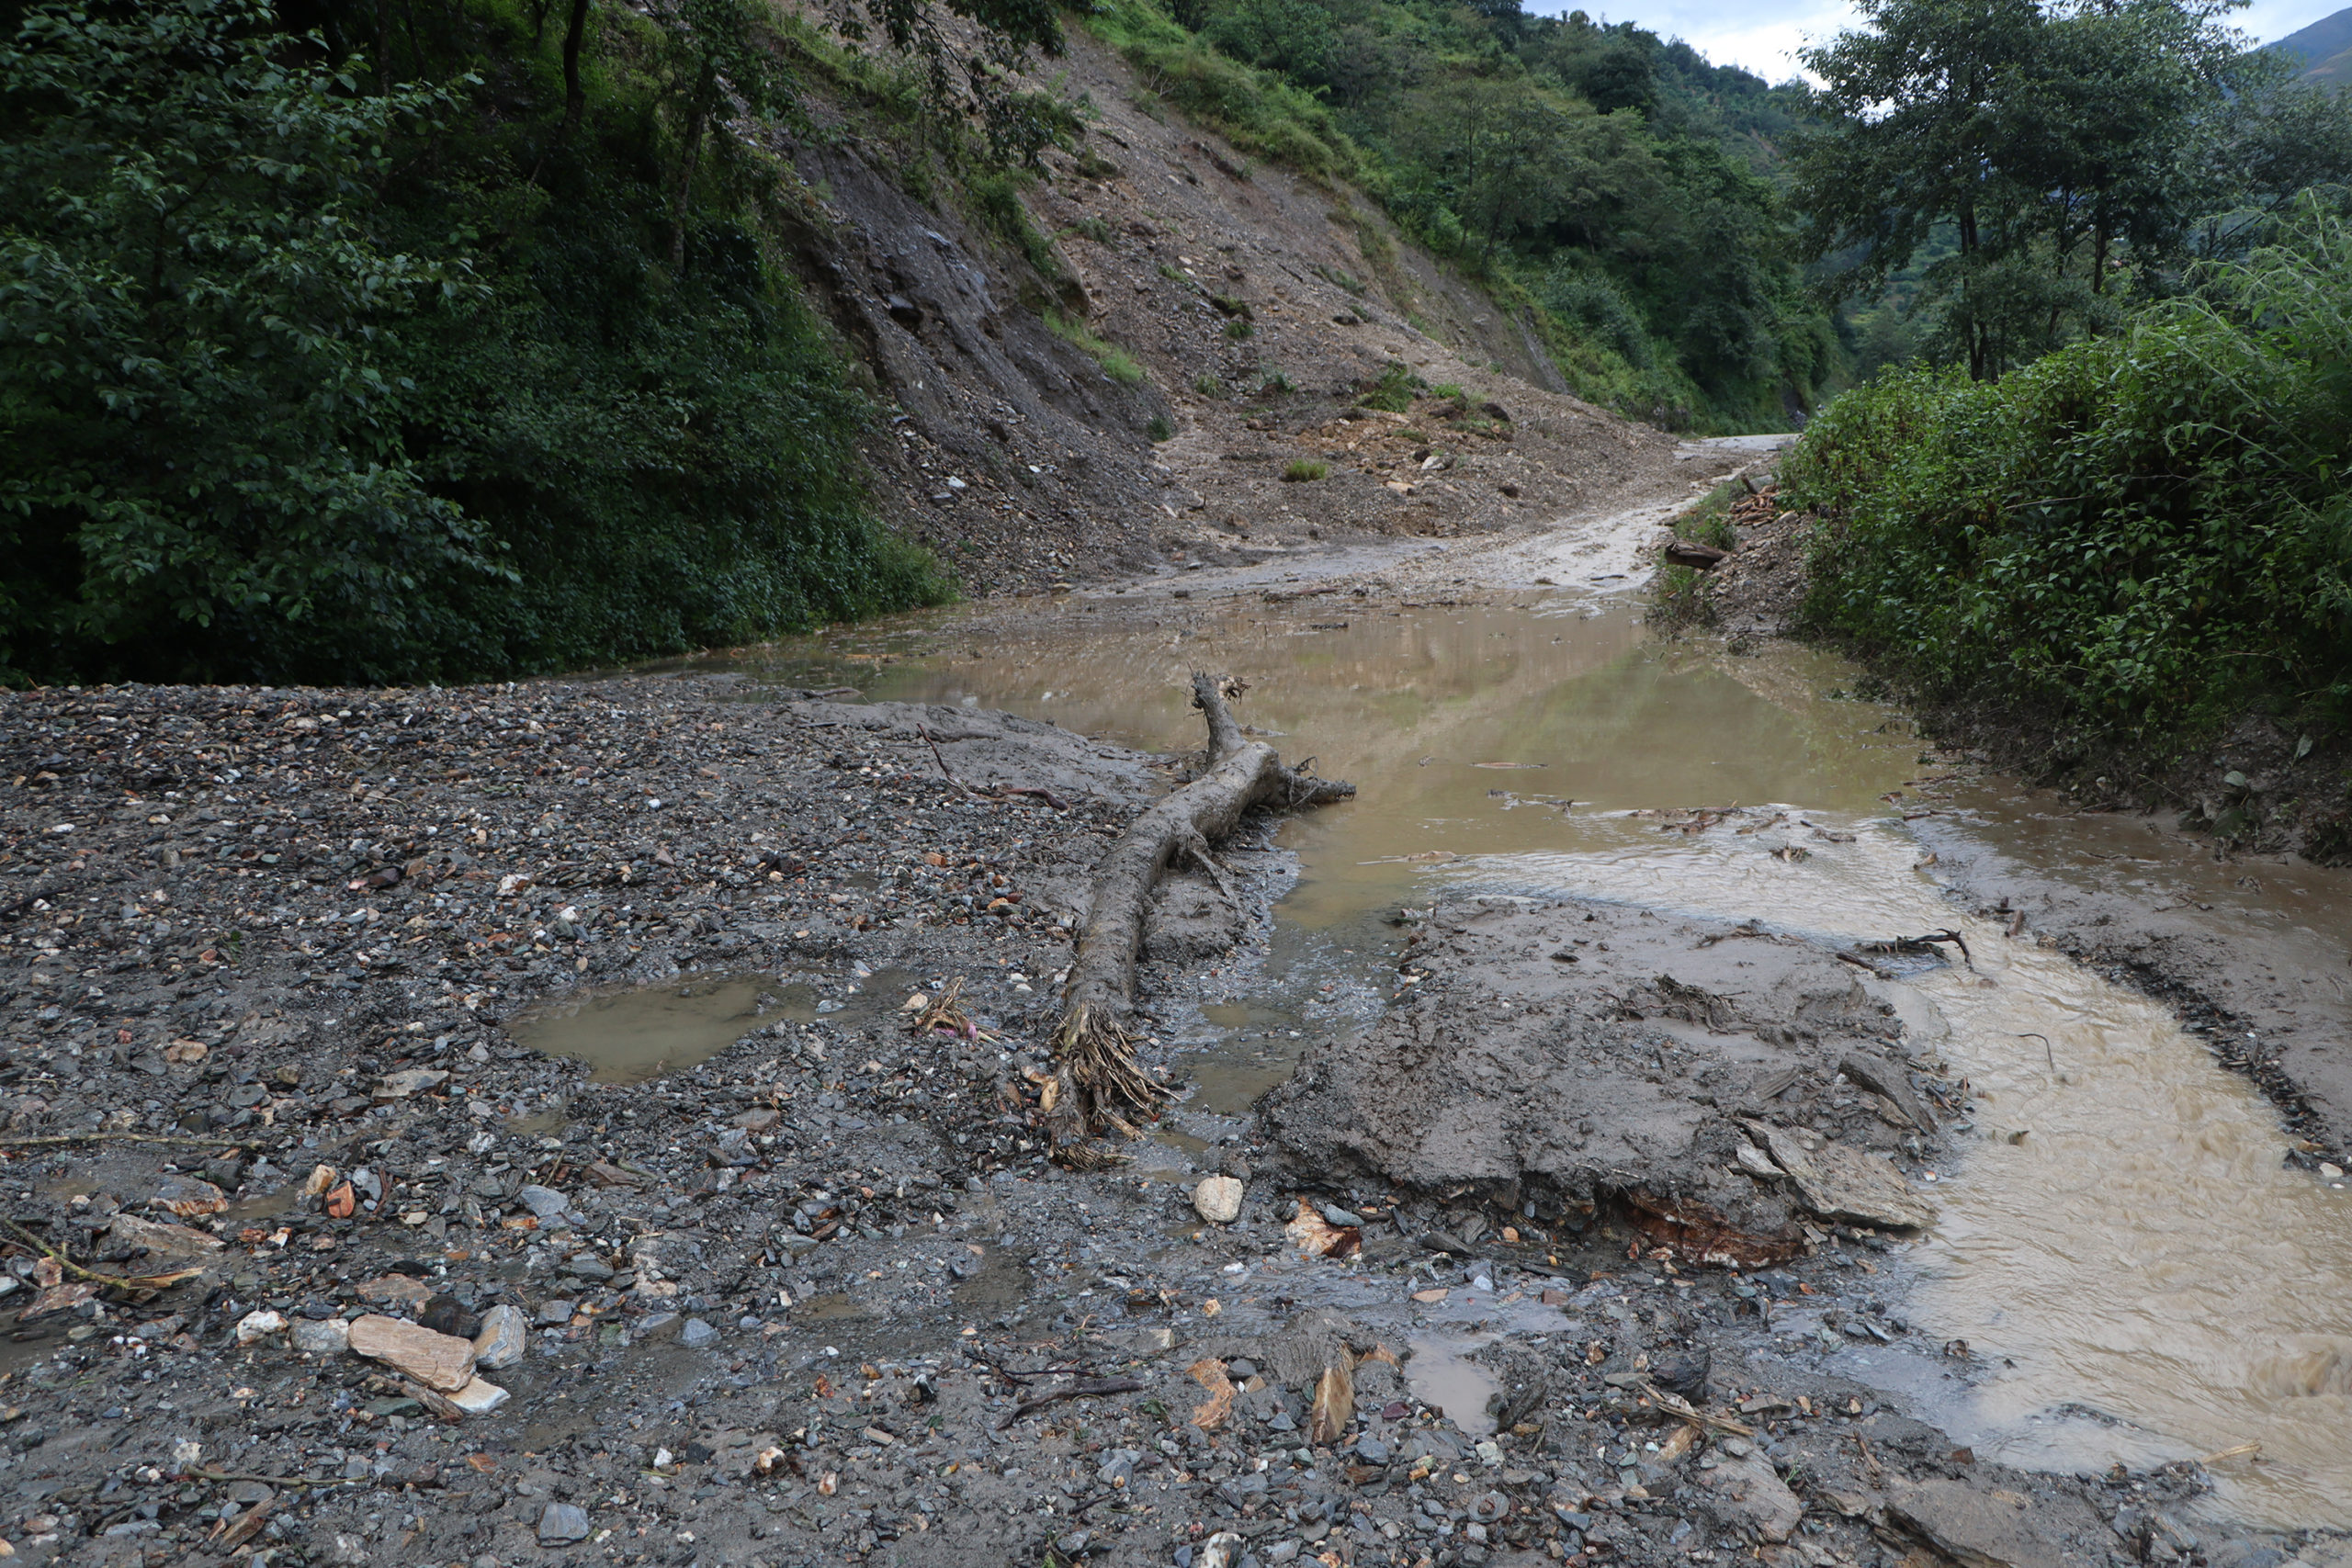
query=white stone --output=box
[472,1303,528,1370]
[1193,1175,1244,1225]
[447,1377,509,1416]
[234,1310,287,1345]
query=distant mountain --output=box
[2269,6,2352,85]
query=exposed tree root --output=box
[1047,672,1352,1156]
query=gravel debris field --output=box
[0,675,2285,1568]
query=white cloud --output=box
[1528,0,2352,84]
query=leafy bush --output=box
[1148,414,1176,441]
[1358,360,1422,412]
[1782,205,2352,747]
[0,0,945,683]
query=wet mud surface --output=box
[4,489,2351,1566]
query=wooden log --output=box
[1047,672,1351,1158]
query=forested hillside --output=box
[1770,0,2352,843]
[1088,0,1834,428]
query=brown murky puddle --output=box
[513,967,911,1083]
[595,577,2352,1528]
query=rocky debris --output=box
[1193,1173,1244,1224]
[347,1314,477,1392]
[0,675,2206,1568]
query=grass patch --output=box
[1282,459,1328,481]
[1085,0,1358,185]
[1358,360,1422,413]
[1193,372,1222,396]
[1044,310,1147,385]
[1259,370,1295,396]
[1148,414,1175,441]
[1674,483,1741,551]
[1646,564,1714,630]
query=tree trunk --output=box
[1046,672,1352,1162]
[560,0,591,137]
[669,102,707,272]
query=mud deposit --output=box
[743,573,2352,1537]
[3,548,2349,1567]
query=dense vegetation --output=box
[1782,204,2352,761]
[1088,0,1831,430]
[0,0,999,685]
[1793,0,2352,381]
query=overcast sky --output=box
[1540,0,2347,82]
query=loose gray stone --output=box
[473,1303,527,1370]
[518,1185,571,1221]
[679,1317,718,1348]
[537,1502,591,1545]
[290,1317,351,1355]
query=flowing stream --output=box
[589,544,2352,1529]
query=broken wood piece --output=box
[1047,672,1351,1156]
[994,1376,1145,1429]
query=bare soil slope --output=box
[756,23,1683,594]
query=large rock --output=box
[290,1317,351,1355]
[106,1213,224,1258]
[1745,1122,1936,1230]
[1698,1439,1801,1542]
[1193,1175,1244,1224]
[1886,1477,2106,1568]
[447,1377,509,1416]
[472,1303,527,1370]
[1260,895,1911,1239]
[537,1503,592,1546]
[347,1314,478,1392]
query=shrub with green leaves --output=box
[0,0,947,683]
[1783,204,2352,748]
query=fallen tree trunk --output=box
[1047,672,1352,1160]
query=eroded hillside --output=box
[758,20,1686,596]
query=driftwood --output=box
[1046,672,1351,1157]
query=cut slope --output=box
[758,18,1683,598]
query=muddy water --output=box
[513,969,913,1082]
[710,581,2352,1528]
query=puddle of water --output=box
[513,969,919,1084]
[513,973,780,1084]
[1407,1335,1500,1436]
[713,580,2352,1528]
[953,1247,1033,1314]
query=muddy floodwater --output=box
[661,573,2352,1529]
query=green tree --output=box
[1792,0,2350,379]
[0,0,500,678]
